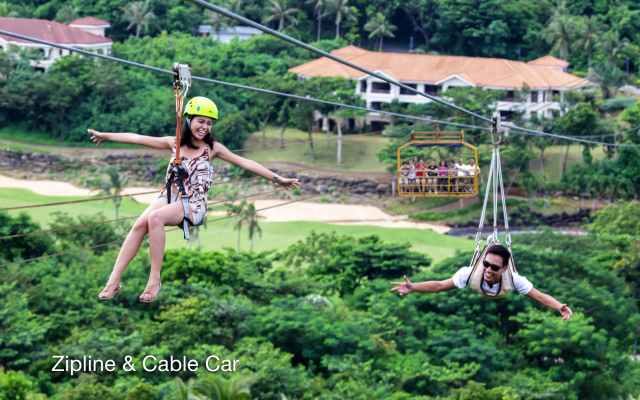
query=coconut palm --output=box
[0,2,18,18]
[306,0,325,41]
[90,166,137,235]
[192,374,256,400]
[204,9,230,40]
[543,14,575,60]
[174,377,199,400]
[262,0,299,32]
[595,61,626,99]
[120,0,156,38]
[364,12,397,52]
[244,202,262,251]
[55,5,79,24]
[226,0,244,32]
[321,0,356,39]
[572,16,607,77]
[188,221,207,250]
[600,30,630,66]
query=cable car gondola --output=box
[397,125,479,197]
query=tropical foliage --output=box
[1,204,640,399]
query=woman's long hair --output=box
[180,117,215,150]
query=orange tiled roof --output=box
[69,16,110,27]
[527,55,569,67]
[289,46,587,90]
[0,18,112,45]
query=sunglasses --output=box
[482,260,505,272]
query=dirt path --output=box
[1,174,449,233]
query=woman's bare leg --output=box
[140,201,195,301]
[98,198,167,299]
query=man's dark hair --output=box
[486,244,511,267]
[402,161,407,165]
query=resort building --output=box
[289,46,590,131]
[0,17,112,71]
[197,25,263,44]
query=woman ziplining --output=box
[88,93,299,303]
[390,113,573,321]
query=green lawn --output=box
[1,188,470,264]
[218,126,392,173]
[0,127,142,149]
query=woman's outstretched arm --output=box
[87,129,174,150]
[214,142,300,191]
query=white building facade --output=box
[0,17,112,71]
[289,46,590,130]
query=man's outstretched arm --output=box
[391,276,457,295]
[525,288,573,321]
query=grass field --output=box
[1,188,471,264]
[231,126,392,173]
[0,127,141,149]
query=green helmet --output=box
[184,97,218,120]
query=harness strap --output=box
[165,165,193,240]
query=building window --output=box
[500,110,514,121]
[424,84,441,96]
[371,102,382,110]
[503,90,514,102]
[371,82,391,94]
[552,90,560,100]
[360,80,367,93]
[400,84,417,95]
[531,91,538,103]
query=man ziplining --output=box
[391,113,572,321]
[390,243,573,321]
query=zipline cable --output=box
[0,30,493,134]
[0,177,382,268]
[183,0,491,123]
[0,139,414,239]
[0,188,283,240]
[0,30,635,147]
[0,123,421,212]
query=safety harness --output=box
[162,62,194,240]
[467,112,518,298]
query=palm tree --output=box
[174,377,199,400]
[543,14,575,60]
[192,374,256,400]
[120,0,156,38]
[244,202,262,251]
[225,0,244,33]
[55,5,79,24]
[321,0,356,39]
[204,9,230,40]
[188,221,207,250]
[595,61,626,99]
[90,166,137,235]
[364,13,397,52]
[0,2,18,17]
[262,0,299,32]
[224,199,248,251]
[600,30,630,66]
[306,0,325,41]
[571,16,607,77]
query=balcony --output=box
[371,82,391,94]
[400,84,417,95]
[423,84,441,97]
